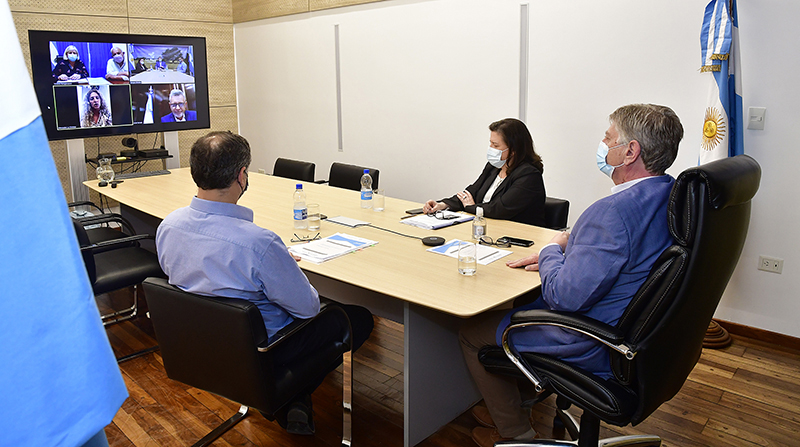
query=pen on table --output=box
[400,214,416,219]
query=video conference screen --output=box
[29,31,210,141]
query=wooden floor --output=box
[101,288,800,447]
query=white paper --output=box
[288,233,377,264]
[426,239,511,265]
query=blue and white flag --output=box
[0,1,128,446]
[699,0,743,164]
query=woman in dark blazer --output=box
[423,118,546,226]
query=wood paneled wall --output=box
[232,0,387,23]
[9,0,237,202]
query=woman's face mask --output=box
[487,146,508,168]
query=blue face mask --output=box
[67,54,78,62]
[596,142,625,178]
[487,146,508,168]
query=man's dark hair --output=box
[610,104,684,175]
[190,131,251,190]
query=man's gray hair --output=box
[610,104,684,175]
[169,89,186,100]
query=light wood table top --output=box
[86,168,558,317]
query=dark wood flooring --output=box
[100,288,800,447]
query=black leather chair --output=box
[543,197,569,230]
[478,155,761,447]
[69,201,131,249]
[321,162,380,191]
[273,157,316,182]
[142,277,354,447]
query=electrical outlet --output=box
[258,168,266,174]
[758,255,783,274]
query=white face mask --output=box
[596,142,625,178]
[487,146,508,168]
[67,54,78,62]
[113,54,124,64]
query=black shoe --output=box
[284,394,315,435]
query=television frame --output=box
[28,30,210,141]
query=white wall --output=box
[235,0,800,338]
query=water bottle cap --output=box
[476,207,483,217]
[296,184,303,189]
[363,169,369,174]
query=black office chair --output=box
[478,155,761,447]
[320,162,380,191]
[543,197,570,230]
[142,277,354,447]
[69,201,131,249]
[73,215,165,323]
[273,158,316,182]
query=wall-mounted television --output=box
[28,30,210,141]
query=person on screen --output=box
[155,56,167,71]
[176,56,187,73]
[52,45,89,82]
[161,89,197,122]
[155,131,374,436]
[81,88,112,128]
[132,57,148,74]
[459,104,683,447]
[105,46,129,82]
[422,118,546,226]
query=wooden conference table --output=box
[86,168,558,446]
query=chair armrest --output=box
[79,233,154,251]
[68,201,104,214]
[75,213,137,235]
[508,309,634,359]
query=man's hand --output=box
[549,231,570,251]
[506,253,540,271]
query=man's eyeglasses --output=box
[291,233,320,243]
[169,102,185,108]
[478,236,511,248]
[430,211,460,220]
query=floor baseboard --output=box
[714,318,800,353]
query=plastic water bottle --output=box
[472,207,486,241]
[293,184,308,229]
[360,169,373,209]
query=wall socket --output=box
[758,255,783,274]
[258,168,266,174]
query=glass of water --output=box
[373,189,385,212]
[458,241,477,276]
[307,203,321,231]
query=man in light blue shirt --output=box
[156,131,373,436]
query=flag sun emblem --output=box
[702,107,726,151]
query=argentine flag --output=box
[0,1,128,446]
[699,0,744,164]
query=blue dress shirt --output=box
[156,197,320,339]
[498,175,675,379]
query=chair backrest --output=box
[143,277,277,411]
[543,197,569,230]
[328,162,379,191]
[273,158,316,182]
[611,154,760,424]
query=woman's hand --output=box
[58,74,68,81]
[423,200,447,214]
[506,253,540,271]
[457,190,475,206]
[69,74,81,80]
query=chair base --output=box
[116,345,159,363]
[192,405,249,447]
[101,285,139,326]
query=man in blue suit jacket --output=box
[460,104,685,447]
[161,89,197,122]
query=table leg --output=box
[404,302,480,447]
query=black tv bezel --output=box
[28,30,211,141]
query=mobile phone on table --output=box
[498,236,534,247]
[405,208,424,215]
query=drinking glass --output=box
[373,189,385,212]
[458,241,477,276]
[307,203,321,231]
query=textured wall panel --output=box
[9,0,128,16]
[232,0,307,23]
[128,19,236,108]
[309,0,385,12]
[174,106,239,167]
[128,0,232,23]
